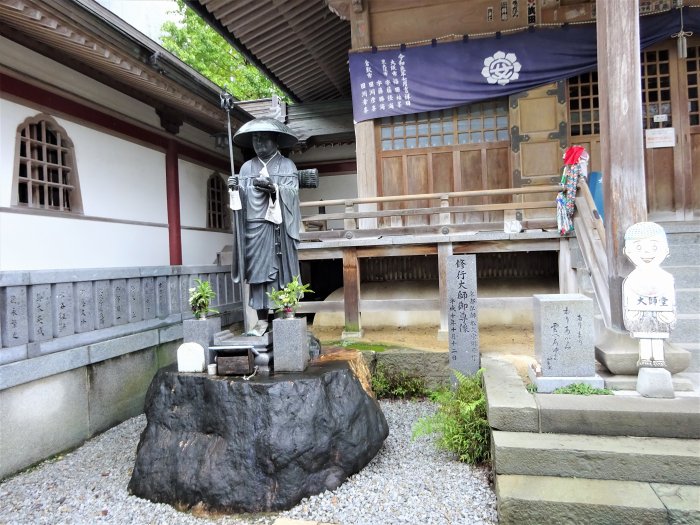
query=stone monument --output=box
[446,255,480,378]
[529,293,603,393]
[622,222,677,398]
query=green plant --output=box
[188,278,219,319]
[552,383,614,395]
[526,382,538,393]
[371,363,429,399]
[266,275,313,314]
[413,369,490,465]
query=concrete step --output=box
[599,370,695,392]
[670,314,700,345]
[492,431,700,484]
[666,230,700,245]
[664,266,700,289]
[496,474,700,525]
[666,248,700,267]
[676,289,700,314]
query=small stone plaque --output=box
[53,283,75,338]
[112,279,128,326]
[534,294,594,377]
[156,276,168,318]
[446,255,480,377]
[180,276,193,314]
[74,282,95,333]
[28,284,52,343]
[94,280,113,330]
[168,276,180,314]
[128,278,143,323]
[1,286,29,345]
[142,277,156,320]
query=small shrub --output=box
[526,382,538,394]
[371,363,429,399]
[413,370,490,465]
[552,383,614,395]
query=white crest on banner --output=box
[481,51,521,85]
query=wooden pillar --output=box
[350,1,378,229]
[596,0,647,330]
[342,248,362,338]
[165,139,182,265]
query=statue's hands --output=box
[227,175,239,191]
[253,177,276,194]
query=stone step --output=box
[676,289,700,314]
[666,247,700,267]
[666,230,700,245]
[534,390,700,438]
[496,474,700,525]
[599,371,695,392]
[664,266,700,289]
[670,314,700,345]
[492,431,700,485]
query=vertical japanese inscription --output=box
[29,284,52,342]
[112,279,128,326]
[534,294,594,377]
[1,286,29,345]
[128,278,143,323]
[142,277,156,320]
[446,255,480,377]
[53,283,75,338]
[94,280,113,330]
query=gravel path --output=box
[0,400,497,525]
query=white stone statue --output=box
[622,222,676,368]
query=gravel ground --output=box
[0,400,497,525]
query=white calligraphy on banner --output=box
[358,53,411,117]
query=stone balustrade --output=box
[0,265,240,370]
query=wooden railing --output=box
[573,182,611,328]
[300,185,561,240]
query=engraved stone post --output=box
[112,279,128,326]
[142,277,156,320]
[28,284,52,343]
[94,280,113,330]
[74,282,95,333]
[446,255,480,377]
[1,286,29,346]
[53,283,75,338]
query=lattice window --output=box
[688,45,700,126]
[15,115,81,212]
[379,99,509,151]
[642,48,672,129]
[569,71,599,136]
[206,173,230,230]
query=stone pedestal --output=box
[637,368,675,399]
[183,317,221,365]
[595,328,690,375]
[128,361,389,512]
[272,317,309,372]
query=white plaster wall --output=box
[180,230,232,266]
[0,213,169,270]
[179,159,220,228]
[300,173,357,230]
[179,159,232,264]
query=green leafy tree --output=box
[160,0,284,100]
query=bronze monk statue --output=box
[227,117,317,335]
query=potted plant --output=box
[189,278,219,320]
[266,275,313,318]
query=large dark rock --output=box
[128,360,388,512]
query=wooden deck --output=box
[297,185,567,335]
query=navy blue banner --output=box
[349,9,700,122]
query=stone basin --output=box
[128,359,389,513]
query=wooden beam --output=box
[596,0,647,330]
[342,248,362,336]
[350,2,378,228]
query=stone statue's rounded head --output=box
[233,117,298,149]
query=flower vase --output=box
[283,308,295,319]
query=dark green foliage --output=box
[371,363,429,399]
[413,370,490,465]
[552,383,614,395]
